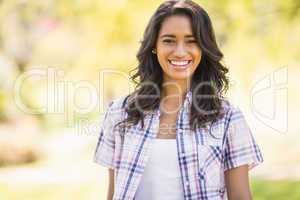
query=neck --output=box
[161,78,191,101]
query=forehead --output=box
[158,15,193,36]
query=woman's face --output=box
[155,14,202,83]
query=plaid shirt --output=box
[94,91,263,200]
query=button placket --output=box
[185,180,190,186]
[197,171,205,181]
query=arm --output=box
[225,164,252,200]
[107,169,115,200]
[223,106,263,199]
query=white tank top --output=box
[134,138,185,200]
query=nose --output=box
[173,42,188,57]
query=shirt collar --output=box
[184,90,192,106]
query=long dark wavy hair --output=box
[118,0,229,133]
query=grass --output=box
[0,182,106,200]
[0,179,299,200]
[251,179,300,200]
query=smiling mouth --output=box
[168,60,192,68]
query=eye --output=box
[187,40,197,43]
[162,39,175,43]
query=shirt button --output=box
[198,173,205,180]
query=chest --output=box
[157,113,178,139]
[113,112,228,199]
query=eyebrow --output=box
[160,34,195,38]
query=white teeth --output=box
[169,60,190,66]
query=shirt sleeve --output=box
[223,106,263,171]
[93,100,117,169]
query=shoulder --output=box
[220,98,242,116]
[103,95,130,124]
[107,94,129,111]
[99,95,129,128]
[220,99,248,128]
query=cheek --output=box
[193,49,202,63]
[157,49,171,65]
[157,54,166,67]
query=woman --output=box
[94,0,263,199]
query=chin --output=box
[164,72,193,81]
